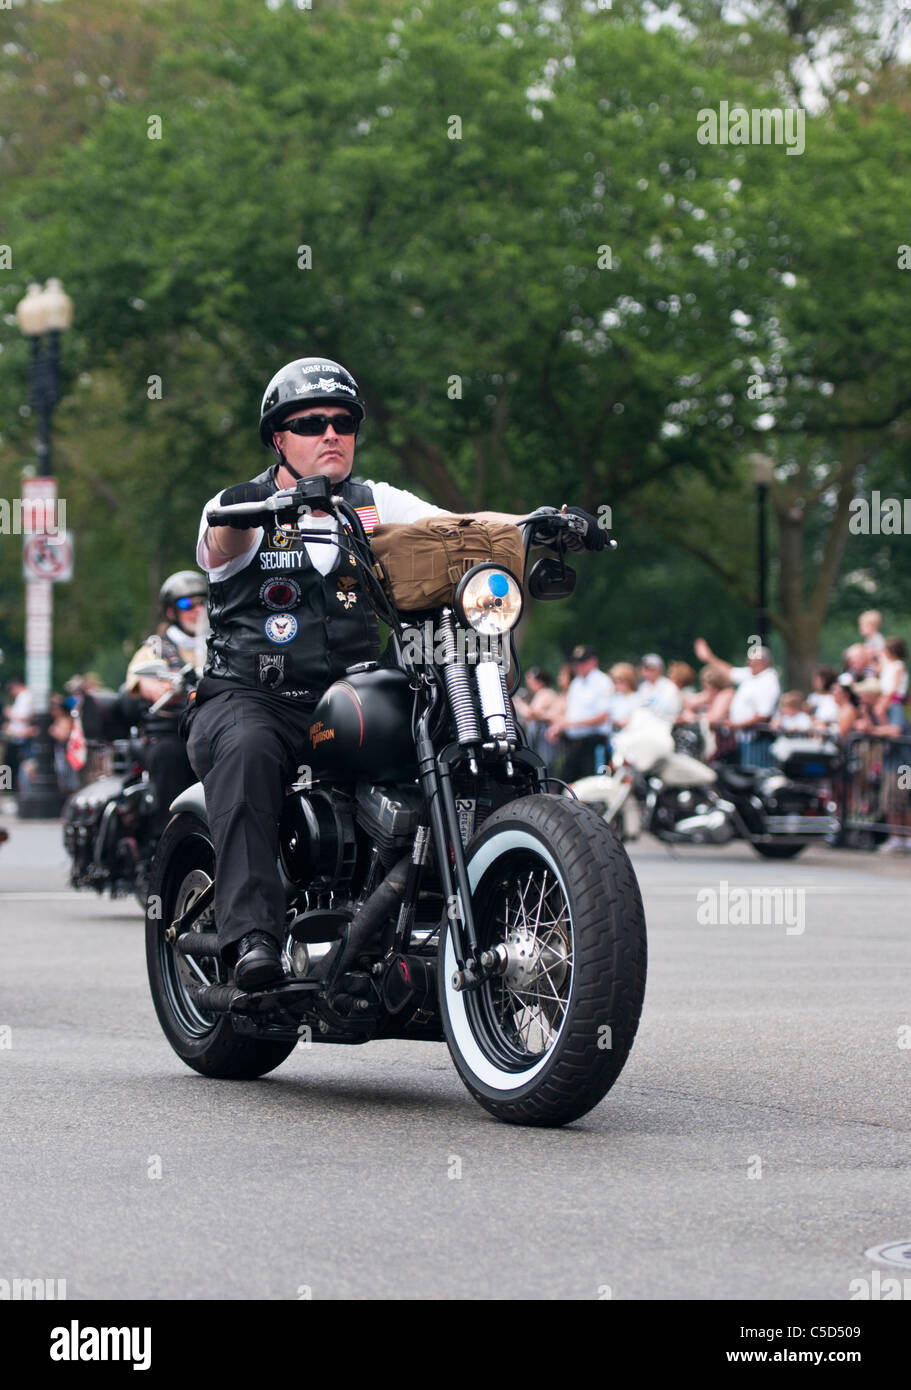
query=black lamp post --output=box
[749,452,775,648]
[15,278,73,820]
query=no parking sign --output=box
[23,531,74,581]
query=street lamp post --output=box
[15,278,73,820]
[749,452,775,649]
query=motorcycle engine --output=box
[278,790,357,891]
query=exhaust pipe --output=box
[672,808,734,843]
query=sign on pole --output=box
[23,531,74,581]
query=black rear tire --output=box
[146,813,295,1079]
[752,842,806,859]
[439,796,647,1127]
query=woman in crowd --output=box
[808,665,839,731]
[513,667,562,767]
[832,676,860,739]
[685,663,736,725]
[875,638,908,729]
[607,662,640,730]
[668,662,697,716]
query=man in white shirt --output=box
[2,678,35,797]
[694,638,781,728]
[547,644,614,782]
[187,356,607,988]
[636,654,682,723]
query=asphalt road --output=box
[1,816,909,1300]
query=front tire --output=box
[145,813,295,1079]
[439,796,647,1126]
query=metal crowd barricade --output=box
[707,722,778,769]
[839,732,911,840]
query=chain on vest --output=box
[204,468,380,702]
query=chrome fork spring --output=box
[500,665,518,743]
[438,611,481,745]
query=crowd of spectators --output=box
[0,671,106,810]
[1,609,908,848]
[513,609,911,851]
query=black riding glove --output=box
[522,506,562,546]
[564,506,607,552]
[215,481,275,529]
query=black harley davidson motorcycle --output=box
[63,667,196,907]
[145,479,647,1127]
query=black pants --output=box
[145,734,194,838]
[561,734,605,783]
[186,690,315,957]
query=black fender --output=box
[169,781,208,826]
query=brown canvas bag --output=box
[370,517,525,611]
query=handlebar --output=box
[206,492,618,565]
[206,486,317,529]
[147,663,198,716]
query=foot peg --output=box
[175,931,220,959]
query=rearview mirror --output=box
[526,556,576,600]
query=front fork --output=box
[415,711,545,993]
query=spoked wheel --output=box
[439,796,647,1127]
[145,813,295,1079]
[471,860,574,1062]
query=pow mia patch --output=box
[268,526,295,550]
[264,613,298,644]
[260,578,302,610]
[259,653,285,689]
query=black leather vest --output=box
[203,467,380,703]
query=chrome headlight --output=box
[454,564,523,635]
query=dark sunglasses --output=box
[175,595,206,610]
[279,413,358,437]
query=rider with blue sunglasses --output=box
[125,570,207,835]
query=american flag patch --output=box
[354,505,379,533]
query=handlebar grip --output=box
[206,502,270,526]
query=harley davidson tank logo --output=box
[264,613,298,644]
[259,653,285,688]
[309,721,335,746]
[259,578,302,610]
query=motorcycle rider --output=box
[187,355,606,989]
[125,571,206,836]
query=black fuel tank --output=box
[306,667,418,782]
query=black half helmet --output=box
[159,570,207,613]
[259,357,366,453]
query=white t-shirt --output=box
[609,689,640,727]
[6,688,34,740]
[808,691,838,726]
[728,666,781,723]
[636,676,682,723]
[779,711,813,731]
[565,669,614,739]
[879,658,909,702]
[196,477,451,580]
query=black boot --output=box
[234,932,285,990]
